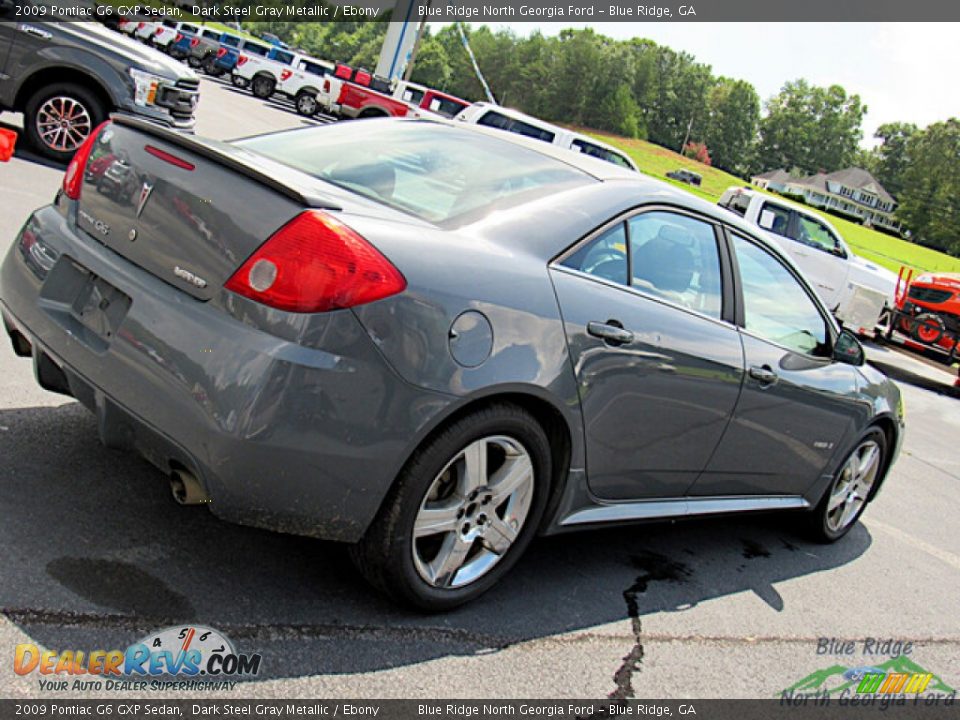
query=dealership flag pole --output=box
[457,22,497,104]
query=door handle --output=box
[748,364,778,385]
[587,321,634,345]
[20,25,52,40]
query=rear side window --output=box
[243,41,269,56]
[239,123,591,224]
[720,191,751,217]
[429,96,469,118]
[477,111,556,143]
[302,61,331,76]
[561,211,723,319]
[271,50,295,65]
[401,88,426,105]
[757,202,791,237]
[570,139,633,170]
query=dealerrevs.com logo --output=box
[14,626,262,692]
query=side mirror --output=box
[833,329,865,366]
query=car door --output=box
[693,231,867,498]
[550,208,745,501]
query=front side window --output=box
[794,214,844,256]
[732,234,829,356]
[560,211,723,319]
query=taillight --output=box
[174,32,183,42]
[224,211,406,313]
[217,47,227,58]
[63,121,109,200]
[280,69,292,82]
[322,79,330,93]
[190,37,200,47]
[137,22,144,30]
[237,55,248,66]
[154,27,163,36]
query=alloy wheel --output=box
[35,96,92,153]
[412,435,534,589]
[825,439,881,533]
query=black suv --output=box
[0,0,199,162]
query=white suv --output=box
[458,103,638,171]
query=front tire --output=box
[24,83,106,164]
[804,429,886,542]
[295,91,318,116]
[231,75,249,89]
[251,75,276,98]
[350,404,552,611]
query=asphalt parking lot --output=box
[1,76,959,700]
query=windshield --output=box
[238,122,592,224]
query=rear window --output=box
[162,20,177,28]
[202,29,220,39]
[180,23,198,34]
[221,35,241,47]
[238,122,591,224]
[477,111,556,143]
[720,191,751,217]
[571,139,633,169]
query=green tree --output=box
[756,79,866,175]
[896,119,960,253]
[702,78,760,174]
[871,122,918,200]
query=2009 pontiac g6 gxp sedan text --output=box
[1,117,903,610]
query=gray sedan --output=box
[0,118,903,609]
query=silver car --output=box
[0,118,903,610]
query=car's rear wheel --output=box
[251,75,276,98]
[350,404,551,611]
[805,429,886,542]
[295,91,318,116]
[24,83,106,164]
[187,55,202,68]
[202,56,224,76]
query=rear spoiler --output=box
[109,114,341,210]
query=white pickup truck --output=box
[276,57,336,115]
[232,46,299,97]
[718,186,899,332]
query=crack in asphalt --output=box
[608,552,692,700]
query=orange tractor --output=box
[887,269,960,377]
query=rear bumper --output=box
[1,204,454,542]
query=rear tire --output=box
[251,75,276,98]
[24,82,107,164]
[803,428,886,543]
[350,404,552,611]
[187,55,202,68]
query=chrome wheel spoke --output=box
[825,439,881,533]
[426,534,472,587]
[459,439,488,497]
[36,96,91,152]
[489,452,533,506]
[482,515,517,555]
[414,503,461,538]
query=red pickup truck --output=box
[309,65,470,120]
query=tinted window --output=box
[163,20,177,28]
[571,139,633,169]
[429,96,469,118]
[180,23,198,34]
[561,212,723,319]
[202,29,220,39]
[794,214,843,255]
[302,61,331,76]
[242,41,269,56]
[628,212,723,318]
[561,223,628,285]
[757,202,791,237]
[240,123,591,224]
[732,234,829,355]
[477,111,556,143]
[402,88,426,105]
[221,35,241,47]
[720,191,751,217]
[271,50,295,64]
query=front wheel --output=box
[350,404,552,611]
[295,91,318,116]
[24,83,107,163]
[231,74,249,89]
[251,75,276,98]
[804,429,886,542]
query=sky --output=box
[449,22,960,146]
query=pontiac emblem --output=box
[136,181,154,218]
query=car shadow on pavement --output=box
[0,401,872,681]
[0,120,67,171]
[868,358,959,399]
